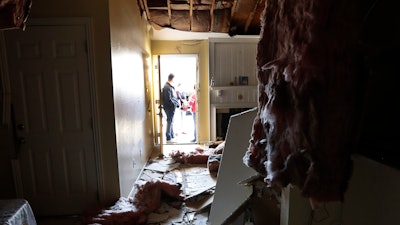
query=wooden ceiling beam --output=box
[189,0,193,31]
[231,0,238,17]
[147,6,169,10]
[210,0,215,32]
[140,0,152,21]
[167,0,172,26]
[244,0,262,32]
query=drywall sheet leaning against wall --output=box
[208,107,258,225]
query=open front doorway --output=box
[156,54,198,148]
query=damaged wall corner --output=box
[281,186,343,225]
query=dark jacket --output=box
[162,82,180,111]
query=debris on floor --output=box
[83,132,280,225]
[169,141,225,174]
[83,145,219,225]
[83,179,184,225]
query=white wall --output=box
[281,155,400,225]
[109,0,153,197]
[342,155,400,225]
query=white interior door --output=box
[3,20,99,216]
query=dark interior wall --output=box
[356,0,400,169]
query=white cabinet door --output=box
[209,38,258,86]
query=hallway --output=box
[80,143,220,224]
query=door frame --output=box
[0,17,103,202]
[152,54,199,152]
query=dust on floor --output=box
[82,143,220,225]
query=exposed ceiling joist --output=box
[167,0,172,26]
[210,0,215,32]
[137,0,265,36]
[189,0,193,30]
[244,0,263,33]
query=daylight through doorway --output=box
[159,54,198,145]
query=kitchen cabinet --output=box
[209,38,258,87]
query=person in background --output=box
[162,73,180,143]
[188,85,197,142]
[175,83,188,135]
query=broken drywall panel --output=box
[208,108,259,225]
[192,211,209,225]
[181,165,217,199]
[138,169,164,181]
[185,192,214,212]
[144,158,180,172]
[147,202,185,224]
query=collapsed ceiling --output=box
[137,0,266,36]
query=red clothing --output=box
[188,93,196,113]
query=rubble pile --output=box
[84,144,219,224]
[169,141,225,174]
[83,180,184,225]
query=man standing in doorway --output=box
[162,73,180,143]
